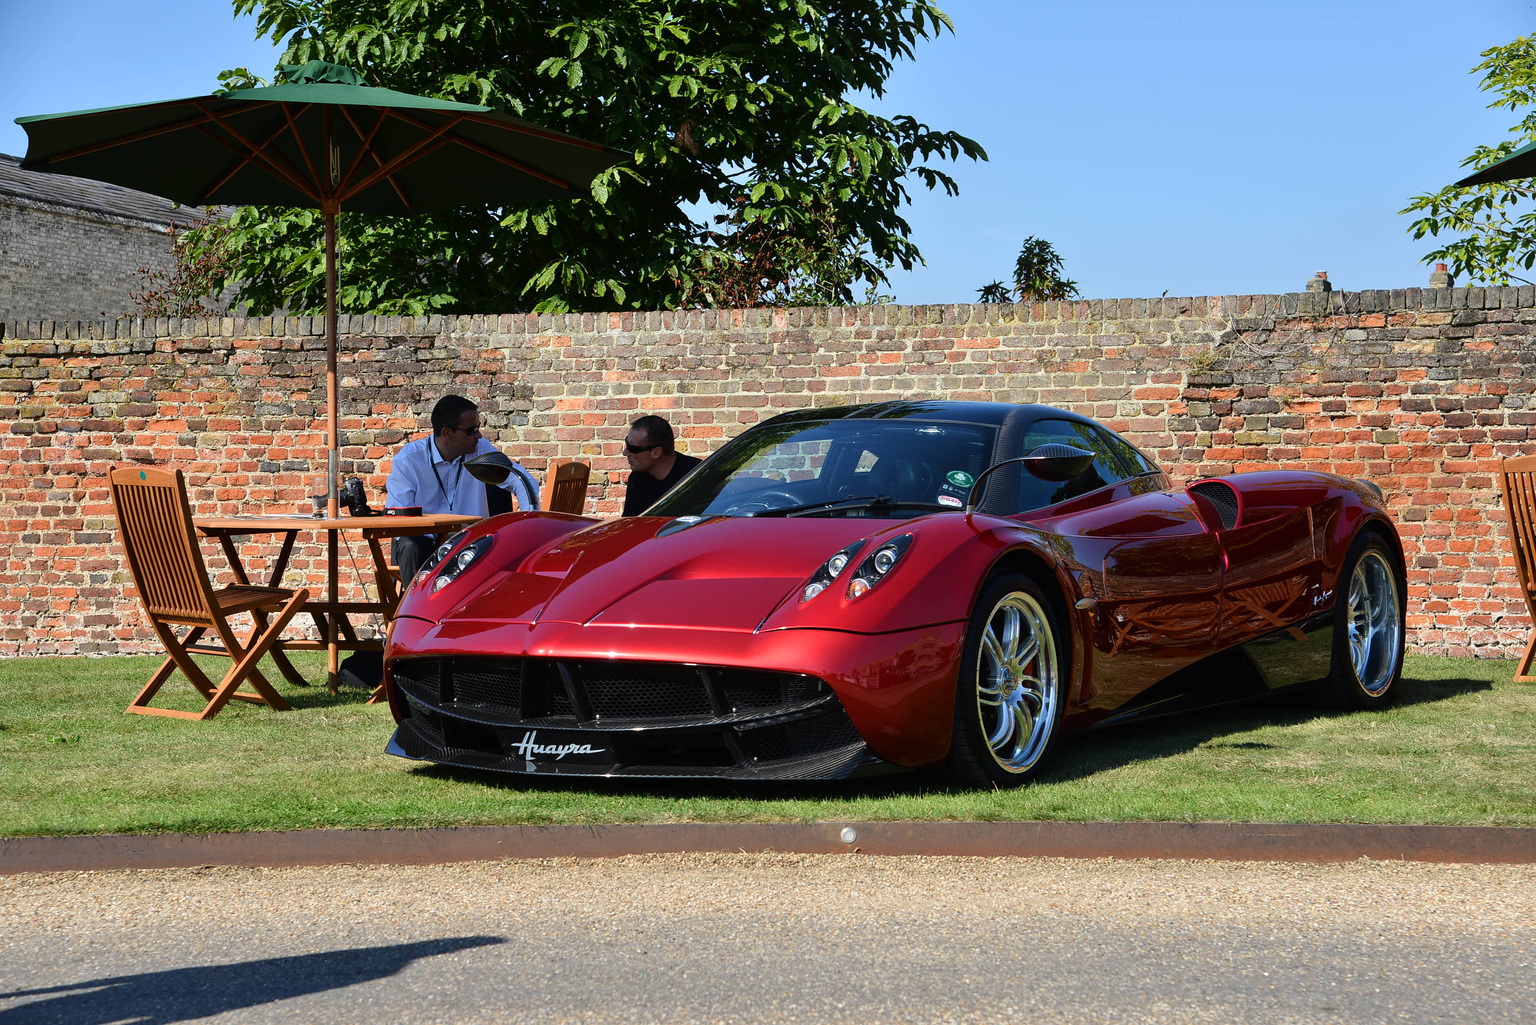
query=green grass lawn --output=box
[1,652,1532,837]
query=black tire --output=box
[1318,532,1405,710]
[943,570,1067,788]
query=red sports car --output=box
[383,400,1405,787]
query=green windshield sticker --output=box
[945,470,975,488]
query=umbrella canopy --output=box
[17,61,628,513]
[1454,138,1536,187]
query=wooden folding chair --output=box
[542,460,592,515]
[109,466,311,720]
[1499,454,1536,681]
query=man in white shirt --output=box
[386,395,540,582]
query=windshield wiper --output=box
[752,494,891,517]
[756,495,955,518]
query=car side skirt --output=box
[1084,611,1334,729]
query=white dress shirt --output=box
[385,435,540,516]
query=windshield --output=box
[648,418,998,519]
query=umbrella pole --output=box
[325,203,340,519]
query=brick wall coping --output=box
[5,284,1535,342]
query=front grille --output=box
[741,714,863,761]
[580,663,715,719]
[394,657,831,727]
[452,659,522,711]
[389,655,870,779]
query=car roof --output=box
[759,400,1099,430]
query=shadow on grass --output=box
[279,685,381,711]
[1037,673,1492,786]
[399,673,1494,803]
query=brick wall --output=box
[2,286,1532,659]
[0,199,176,323]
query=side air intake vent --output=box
[1188,480,1240,530]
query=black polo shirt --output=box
[623,453,702,516]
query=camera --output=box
[338,476,376,516]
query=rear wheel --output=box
[1319,533,1405,710]
[944,571,1065,788]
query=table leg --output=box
[265,531,308,687]
[216,536,250,585]
[327,529,341,693]
[212,529,309,687]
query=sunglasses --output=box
[624,441,657,454]
[449,425,482,435]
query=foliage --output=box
[977,236,1079,302]
[189,0,985,314]
[131,212,234,318]
[681,191,896,308]
[1402,34,1536,286]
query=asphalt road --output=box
[3,853,1534,1024]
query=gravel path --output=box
[4,853,1535,1023]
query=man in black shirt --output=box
[621,414,702,516]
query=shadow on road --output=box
[0,936,504,1025]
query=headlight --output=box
[417,530,468,579]
[846,534,913,599]
[801,542,865,602]
[426,535,493,594]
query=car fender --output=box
[754,511,1095,749]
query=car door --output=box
[1082,496,1226,712]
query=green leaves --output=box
[211,0,983,313]
[975,237,1078,303]
[1402,34,1536,286]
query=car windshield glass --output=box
[649,419,997,519]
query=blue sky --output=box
[1,1,1528,303]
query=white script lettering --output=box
[511,731,601,761]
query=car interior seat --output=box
[865,455,933,502]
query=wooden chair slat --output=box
[542,460,591,515]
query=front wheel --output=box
[943,571,1066,788]
[1319,533,1405,710]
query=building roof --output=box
[0,152,212,228]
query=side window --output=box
[1091,425,1159,480]
[1016,419,1131,510]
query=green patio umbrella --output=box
[1454,138,1536,187]
[17,61,628,514]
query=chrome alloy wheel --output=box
[976,591,1060,773]
[1346,549,1402,697]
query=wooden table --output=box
[194,512,478,692]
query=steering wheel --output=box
[721,488,802,516]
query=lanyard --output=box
[428,453,464,512]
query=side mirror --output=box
[464,450,513,486]
[963,444,1096,514]
[1020,443,1095,482]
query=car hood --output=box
[437,514,882,632]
